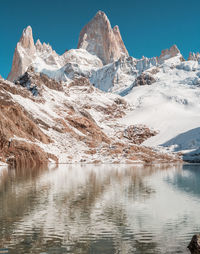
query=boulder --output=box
[188,235,200,254]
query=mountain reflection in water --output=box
[0,164,199,254]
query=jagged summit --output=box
[158,44,182,63]
[77,10,129,65]
[7,25,36,82]
[19,26,35,50]
[35,39,42,50]
[188,51,200,61]
[95,10,109,19]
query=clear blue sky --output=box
[1,0,200,78]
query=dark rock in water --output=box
[188,234,200,254]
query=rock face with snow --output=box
[158,44,182,63]
[90,55,158,93]
[77,11,129,65]
[7,26,36,82]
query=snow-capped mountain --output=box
[7,15,183,95]
[7,25,103,83]
[3,10,200,165]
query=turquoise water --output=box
[0,164,199,254]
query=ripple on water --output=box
[0,164,200,254]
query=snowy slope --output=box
[123,57,200,161]
[33,48,103,82]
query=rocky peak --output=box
[19,26,35,53]
[77,10,129,65]
[158,45,181,63]
[7,25,36,82]
[188,52,200,61]
[95,10,110,23]
[35,39,43,51]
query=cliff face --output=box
[77,11,129,65]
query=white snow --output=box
[123,56,200,161]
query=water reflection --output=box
[165,164,200,197]
[0,164,199,254]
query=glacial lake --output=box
[0,164,200,254]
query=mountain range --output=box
[1,10,200,168]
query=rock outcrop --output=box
[133,72,156,87]
[124,125,157,144]
[77,11,129,65]
[14,67,63,94]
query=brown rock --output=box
[77,11,129,65]
[0,100,50,144]
[6,140,49,169]
[65,115,110,147]
[0,79,56,168]
[124,125,157,144]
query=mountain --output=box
[0,71,177,168]
[3,10,200,166]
